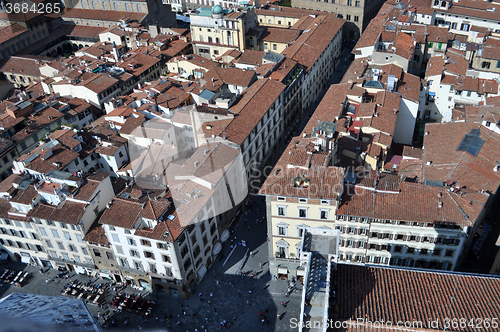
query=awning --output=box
[197,266,207,280]
[278,267,288,274]
[20,253,31,264]
[221,230,230,242]
[74,265,86,274]
[297,268,306,276]
[276,239,289,247]
[213,242,222,255]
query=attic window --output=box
[294,175,310,188]
[163,231,169,237]
[167,214,175,221]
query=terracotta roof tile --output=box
[333,264,500,330]
[260,27,300,44]
[338,181,472,225]
[222,79,285,145]
[260,136,343,199]
[237,49,265,66]
[28,200,86,225]
[98,198,143,229]
[282,16,344,72]
[83,224,109,245]
[423,122,500,193]
[203,67,256,89]
[61,8,147,23]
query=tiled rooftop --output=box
[333,264,500,331]
[423,122,500,193]
[282,15,344,72]
[337,181,472,225]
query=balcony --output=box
[275,257,298,264]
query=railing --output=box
[298,253,312,332]
[275,257,298,263]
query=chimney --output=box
[149,25,159,38]
[112,41,119,63]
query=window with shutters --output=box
[277,206,286,216]
[394,245,402,253]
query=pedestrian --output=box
[210,292,213,298]
[250,251,254,257]
[259,262,262,269]
[247,225,250,231]
[249,290,252,294]
[214,307,217,314]
[216,280,219,286]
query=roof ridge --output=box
[113,196,144,205]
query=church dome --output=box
[212,4,224,17]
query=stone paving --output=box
[0,196,304,332]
